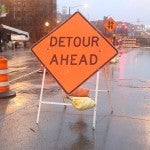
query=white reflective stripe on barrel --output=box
[0,81,9,86]
[0,69,8,74]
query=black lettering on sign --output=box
[66,37,73,47]
[70,54,78,65]
[92,36,99,46]
[49,36,100,47]
[108,21,114,29]
[49,54,98,65]
[90,54,97,65]
[82,37,90,47]
[49,54,58,65]
[50,36,57,46]
[59,37,66,47]
[60,54,69,65]
[74,37,81,47]
[79,55,87,65]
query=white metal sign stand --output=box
[92,71,100,130]
[36,68,71,124]
[92,68,113,130]
[36,68,113,130]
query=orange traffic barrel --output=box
[69,87,89,97]
[0,56,16,99]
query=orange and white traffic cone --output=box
[0,56,16,99]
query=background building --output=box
[0,0,56,42]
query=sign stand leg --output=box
[92,71,100,130]
[36,68,46,124]
[103,67,113,113]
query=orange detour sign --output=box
[32,12,118,94]
[104,17,118,33]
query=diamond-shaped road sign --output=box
[104,17,118,33]
[32,12,118,94]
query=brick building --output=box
[1,0,56,42]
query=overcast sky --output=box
[57,0,150,25]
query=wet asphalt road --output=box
[0,47,150,150]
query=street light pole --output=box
[68,4,88,16]
[69,6,71,16]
